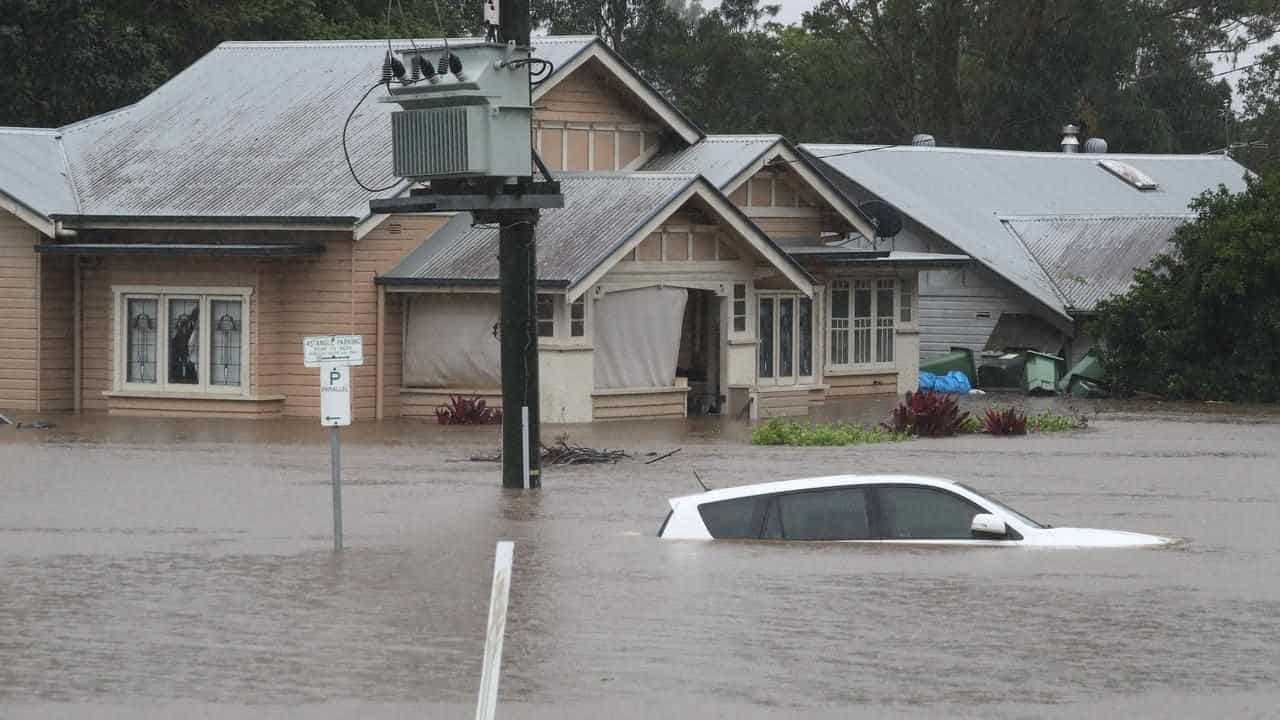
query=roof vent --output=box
[1060,124,1080,153]
[1083,137,1108,154]
[1098,158,1158,191]
[911,133,937,147]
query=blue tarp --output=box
[919,370,972,394]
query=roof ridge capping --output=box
[802,143,1239,161]
[216,34,598,49]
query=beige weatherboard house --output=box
[0,35,964,422]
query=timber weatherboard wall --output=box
[0,209,41,410]
[534,62,662,172]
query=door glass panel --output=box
[758,298,774,378]
[798,298,812,376]
[210,300,242,387]
[126,298,158,384]
[168,298,200,385]
[779,488,871,541]
[778,298,794,377]
[878,486,983,540]
[698,497,763,539]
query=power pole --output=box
[369,0,557,490]
[496,0,541,490]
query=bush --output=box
[981,407,1028,436]
[751,418,908,446]
[883,391,971,438]
[435,395,503,425]
[1092,172,1280,402]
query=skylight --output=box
[1098,159,1159,191]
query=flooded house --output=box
[0,36,963,422]
[802,132,1252,365]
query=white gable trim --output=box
[0,191,54,237]
[534,43,702,145]
[720,144,878,241]
[567,178,814,302]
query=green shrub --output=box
[751,418,909,446]
[883,391,971,438]
[1025,412,1086,433]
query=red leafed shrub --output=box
[436,395,503,425]
[883,391,971,438]
[981,407,1028,436]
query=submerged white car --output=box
[659,475,1173,548]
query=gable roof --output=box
[803,144,1253,318]
[380,172,814,299]
[2,35,700,231]
[535,40,702,145]
[0,128,76,234]
[1002,214,1191,312]
[644,135,782,187]
[646,135,878,240]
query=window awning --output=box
[34,242,326,257]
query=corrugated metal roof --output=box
[383,173,697,285]
[643,135,781,187]
[0,128,77,219]
[802,143,1252,318]
[1003,214,1191,312]
[2,37,595,222]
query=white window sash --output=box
[113,286,252,396]
[826,278,896,370]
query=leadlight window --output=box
[900,279,914,323]
[116,288,250,395]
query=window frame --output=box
[757,291,816,387]
[827,277,897,370]
[113,286,252,396]
[869,484,1022,541]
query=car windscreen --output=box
[956,483,1044,528]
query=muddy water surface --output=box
[2,402,1279,718]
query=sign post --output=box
[306,335,363,552]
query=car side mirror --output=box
[971,513,1007,538]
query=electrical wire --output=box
[342,82,404,194]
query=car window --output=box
[697,496,764,539]
[954,482,1044,528]
[761,499,783,539]
[777,488,871,541]
[877,486,984,540]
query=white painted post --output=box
[520,406,531,489]
[475,541,514,720]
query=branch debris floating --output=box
[643,447,682,465]
[469,435,632,465]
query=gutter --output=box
[377,276,571,289]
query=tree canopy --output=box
[1092,171,1280,402]
[2,0,1279,164]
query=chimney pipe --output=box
[1060,124,1081,153]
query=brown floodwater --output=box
[2,400,1279,719]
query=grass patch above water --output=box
[1025,412,1088,432]
[751,418,911,447]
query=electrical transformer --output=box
[381,43,533,181]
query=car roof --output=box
[669,475,962,509]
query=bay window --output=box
[829,278,895,368]
[115,287,251,394]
